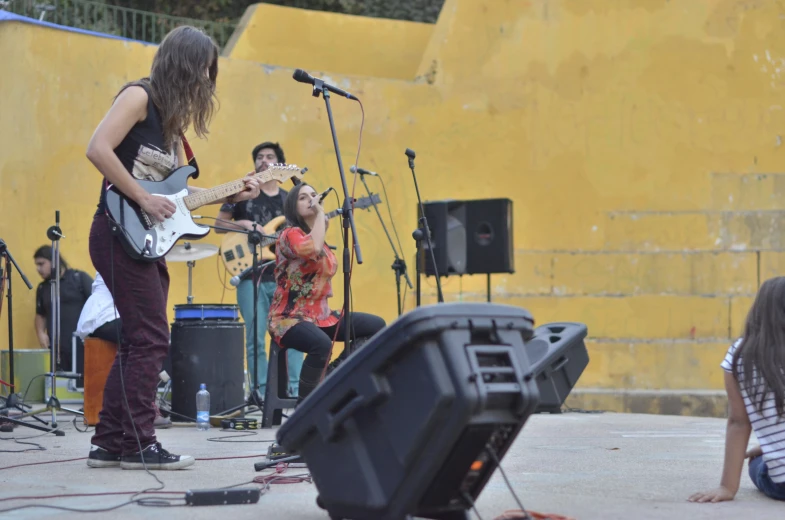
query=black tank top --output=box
[95,80,179,215]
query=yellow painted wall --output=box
[3,0,785,415]
[224,3,434,80]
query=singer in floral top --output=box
[267,183,386,405]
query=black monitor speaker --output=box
[419,200,467,277]
[419,198,514,277]
[276,303,588,520]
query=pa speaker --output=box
[464,198,514,275]
[526,322,590,414]
[418,198,514,278]
[419,200,467,277]
[276,303,588,520]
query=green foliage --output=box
[112,0,446,24]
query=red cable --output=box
[0,453,271,472]
[494,511,576,520]
[0,456,88,471]
[0,490,183,503]
[253,462,312,486]
[0,464,310,504]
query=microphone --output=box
[230,261,275,286]
[293,69,357,100]
[350,165,378,177]
[405,148,416,169]
[311,187,334,207]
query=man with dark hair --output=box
[217,142,304,399]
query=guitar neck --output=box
[182,165,302,211]
[183,178,248,211]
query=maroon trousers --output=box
[88,214,170,455]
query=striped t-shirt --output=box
[722,339,785,483]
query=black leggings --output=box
[280,312,386,402]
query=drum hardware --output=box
[166,242,219,304]
[173,304,240,321]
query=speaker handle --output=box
[318,376,390,442]
[323,394,364,441]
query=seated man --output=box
[76,272,170,428]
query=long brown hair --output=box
[284,183,313,233]
[733,276,785,417]
[134,26,219,148]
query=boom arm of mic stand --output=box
[309,79,361,352]
[193,217,278,240]
[0,240,33,290]
[357,175,413,290]
[312,80,363,264]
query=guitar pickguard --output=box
[151,190,209,257]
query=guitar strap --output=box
[103,134,198,209]
[180,133,199,179]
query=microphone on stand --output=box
[350,165,378,177]
[230,261,275,287]
[292,69,358,100]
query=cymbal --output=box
[166,242,219,262]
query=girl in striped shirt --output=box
[689,277,785,502]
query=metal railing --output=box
[2,0,236,49]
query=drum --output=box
[83,337,118,426]
[173,303,240,321]
[169,304,245,422]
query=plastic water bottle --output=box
[196,383,210,431]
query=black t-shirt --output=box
[36,269,93,365]
[220,189,287,283]
[95,80,177,215]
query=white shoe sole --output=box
[120,455,195,470]
[86,459,121,468]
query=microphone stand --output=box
[309,79,362,355]
[26,212,85,429]
[0,239,63,435]
[213,222,278,418]
[406,149,444,306]
[356,171,413,316]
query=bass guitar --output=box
[105,164,305,261]
[220,193,382,276]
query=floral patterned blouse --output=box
[267,226,340,344]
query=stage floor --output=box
[0,409,780,519]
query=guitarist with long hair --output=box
[216,142,305,401]
[84,26,261,470]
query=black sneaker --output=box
[87,445,121,468]
[120,442,194,470]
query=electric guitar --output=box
[105,164,305,261]
[220,193,382,276]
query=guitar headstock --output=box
[258,164,306,185]
[352,193,382,210]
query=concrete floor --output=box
[0,410,781,519]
